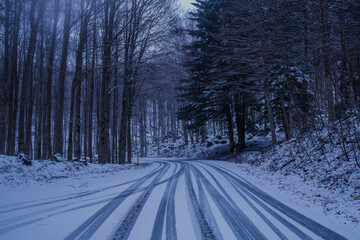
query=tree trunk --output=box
[88,0,96,163]
[280,94,292,140]
[143,104,147,156]
[158,101,164,143]
[265,80,277,145]
[0,0,11,154]
[6,0,22,155]
[183,120,188,145]
[225,103,234,152]
[111,48,119,164]
[74,82,81,160]
[139,101,145,157]
[99,0,115,164]
[240,104,246,148]
[153,100,158,148]
[68,82,76,160]
[235,98,246,149]
[35,19,46,159]
[112,87,118,163]
[67,0,89,160]
[127,114,132,164]
[118,88,129,164]
[320,0,335,122]
[44,0,60,159]
[18,0,45,155]
[54,0,72,156]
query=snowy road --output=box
[0,159,358,240]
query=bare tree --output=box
[54,0,72,156]
[67,0,93,160]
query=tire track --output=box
[195,163,289,240]
[1,159,350,240]
[64,162,168,240]
[112,162,171,240]
[201,162,347,240]
[151,163,183,240]
[0,164,162,214]
[186,162,266,240]
[194,166,223,240]
[0,185,155,235]
[184,163,215,240]
[0,163,182,236]
[165,162,182,240]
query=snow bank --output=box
[147,135,230,159]
[237,112,360,225]
[0,155,149,188]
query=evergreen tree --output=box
[179,0,227,136]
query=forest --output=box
[0,0,359,166]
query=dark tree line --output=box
[179,0,360,150]
[2,0,359,163]
[0,0,183,163]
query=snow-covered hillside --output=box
[236,113,360,226]
[146,135,230,159]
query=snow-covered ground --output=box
[0,157,359,240]
[147,135,230,160]
[1,113,359,239]
[149,113,360,229]
[0,158,157,240]
[0,155,148,188]
[234,114,360,227]
[235,161,360,227]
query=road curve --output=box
[0,159,352,240]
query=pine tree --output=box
[179,0,228,139]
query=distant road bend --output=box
[0,159,349,240]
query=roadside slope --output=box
[236,113,360,226]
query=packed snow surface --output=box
[0,157,359,240]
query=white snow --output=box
[0,155,149,188]
[0,156,359,240]
[233,114,360,227]
[205,160,360,239]
[0,156,157,240]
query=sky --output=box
[179,0,196,10]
